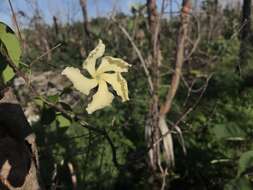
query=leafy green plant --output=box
[0,22,21,82]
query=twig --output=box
[182,79,196,107]
[178,76,211,124]
[79,122,120,169]
[185,12,201,61]
[231,19,249,39]
[117,77,212,171]
[185,33,201,61]
[8,0,23,45]
[30,43,62,66]
[103,128,120,168]
[154,74,212,149]
[114,20,154,95]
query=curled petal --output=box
[86,80,114,114]
[62,67,98,95]
[97,56,130,74]
[83,39,105,77]
[101,73,129,102]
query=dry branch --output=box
[160,0,192,116]
[116,21,154,94]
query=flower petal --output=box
[82,39,105,77]
[97,56,130,74]
[86,80,114,114]
[101,73,129,102]
[62,67,98,95]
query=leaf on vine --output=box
[0,22,21,65]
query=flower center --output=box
[94,73,101,81]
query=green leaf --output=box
[238,151,253,177]
[34,98,44,107]
[47,95,59,104]
[56,115,71,128]
[2,65,15,82]
[0,22,21,66]
[211,123,246,140]
[224,177,252,190]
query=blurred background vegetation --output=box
[1,0,253,189]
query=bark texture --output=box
[0,88,42,190]
[160,0,191,116]
[146,0,161,172]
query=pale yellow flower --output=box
[62,40,130,114]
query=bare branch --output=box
[30,43,62,67]
[8,0,23,46]
[115,21,154,94]
[160,0,192,116]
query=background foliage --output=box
[1,0,253,189]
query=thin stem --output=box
[8,0,23,45]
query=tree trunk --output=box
[237,0,252,75]
[146,0,191,189]
[0,88,43,190]
[146,0,161,172]
[145,1,163,189]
